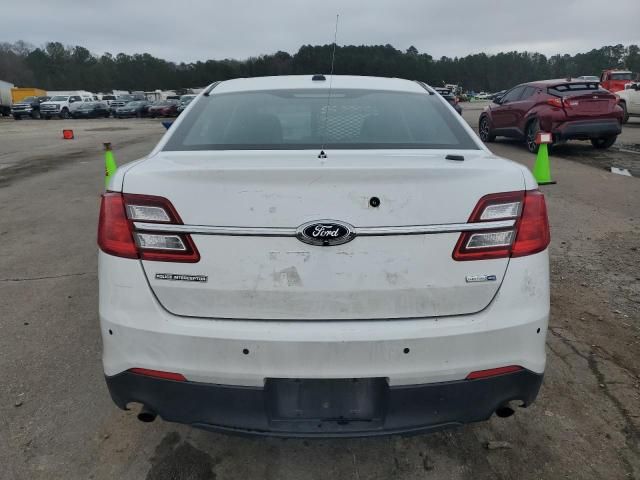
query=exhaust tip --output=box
[495,405,515,418]
[137,406,157,423]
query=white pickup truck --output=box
[617,82,640,123]
[40,93,94,119]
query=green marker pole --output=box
[104,142,117,189]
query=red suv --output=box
[479,79,623,153]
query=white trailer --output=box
[0,79,15,116]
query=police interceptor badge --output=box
[155,273,208,283]
[465,274,497,283]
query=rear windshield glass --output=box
[548,83,607,96]
[611,73,633,80]
[163,89,478,151]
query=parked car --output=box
[101,94,118,107]
[576,75,600,82]
[433,87,462,114]
[41,94,93,119]
[479,79,623,153]
[71,101,111,119]
[177,97,194,114]
[148,99,179,117]
[617,82,640,123]
[179,94,197,104]
[11,95,50,119]
[114,100,151,118]
[110,93,147,110]
[475,92,492,100]
[600,69,634,93]
[99,75,550,437]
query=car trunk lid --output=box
[124,150,525,320]
[549,82,618,118]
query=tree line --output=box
[1,40,638,93]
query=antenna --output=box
[319,13,339,159]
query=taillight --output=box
[453,190,550,261]
[98,192,200,262]
[98,193,138,259]
[546,97,568,109]
[510,190,550,257]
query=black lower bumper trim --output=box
[106,370,543,438]
[554,119,621,141]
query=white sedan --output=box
[98,74,550,437]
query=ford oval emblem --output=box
[296,220,356,246]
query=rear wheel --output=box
[478,116,495,142]
[525,119,541,154]
[620,102,629,124]
[591,136,617,149]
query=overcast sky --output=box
[3,0,639,62]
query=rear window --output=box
[611,73,633,81]
[548,83,607,96]
[164,89,477,151]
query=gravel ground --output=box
[0,116,638,480]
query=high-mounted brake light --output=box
[453,190,549,261]
[98,192,200,262]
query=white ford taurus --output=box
[98,75,550,437]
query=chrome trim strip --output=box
[134,223,297,236]
[133,219,515,236]
[355,220,515,235]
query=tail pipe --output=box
[137,406,157,423]
[495,404,516,418]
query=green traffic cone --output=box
[532,143,556,185]
[104,142,117,188]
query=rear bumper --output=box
[100,250,550,387]
[553,118,622,141]
[106,369,543,437]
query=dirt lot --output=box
[0,115,638,480]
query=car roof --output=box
[212,75,426,94]
[520,78,602,88]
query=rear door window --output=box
[501,87,525,103]
[519,86,537,100]
[164,89,478,151]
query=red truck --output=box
[600,69,635,93]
